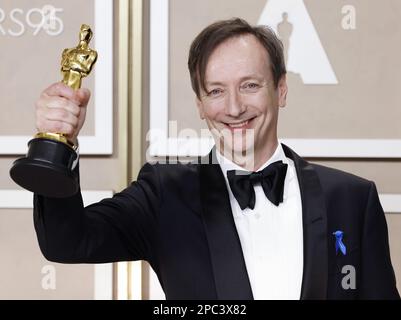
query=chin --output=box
[220,137,255,157]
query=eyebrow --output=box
[205,75,265,87]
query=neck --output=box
[218,139,279,172]
[79,41,88,49]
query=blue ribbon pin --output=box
[333,230,346,256]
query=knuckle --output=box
[55,108,69,120]
[58,97,69,109]
[67,126,75,135]
[43,98,55,109]
[72,105,80,116]
[71,117,79,129]
[52,121,64,133]
[45,83,60,96]
[54,82,64,93]
[62,124,74,135]
[63,98,80,116]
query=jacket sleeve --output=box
[33,162,160,264]
[359,182,400,299]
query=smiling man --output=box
[33,18,399,300]
[193,29,286,172]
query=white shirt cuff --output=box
[71,140,79,170]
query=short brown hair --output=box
[188,18,286,99]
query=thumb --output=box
[75,88,91,107]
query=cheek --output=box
[248,92,275,114]
[203,105,223,121]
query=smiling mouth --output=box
[223,117,256,130]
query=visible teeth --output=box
[228,120,249,128]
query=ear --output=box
[277,75,288,108]
[196,97,205,120]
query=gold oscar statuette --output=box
[10,24,98,198]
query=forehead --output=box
[205,34,271,82]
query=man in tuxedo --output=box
[33,18,399,299]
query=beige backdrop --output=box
[0,0,95,136]
[0,0,120,299]
[169,0,401,139]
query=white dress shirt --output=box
[216,144,304,300]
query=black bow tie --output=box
[227,161,288,210]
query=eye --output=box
[243,82,260,90]
[207,88,223,97]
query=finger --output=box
[42,82,89,107]
[44,108,79,129]
[39,119,76,136]
[42,82,77,102]
[75,88,91,107]
[43,97,80,117]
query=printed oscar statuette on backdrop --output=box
[10,24,98,198]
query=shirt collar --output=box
[216,143,288,176]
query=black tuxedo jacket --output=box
[33,144,400,299]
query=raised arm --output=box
[34,162,160,264]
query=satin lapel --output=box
[282,144,328,300]
[198,149,254,300]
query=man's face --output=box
[196,34,287,158]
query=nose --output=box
[224,89,246,117]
